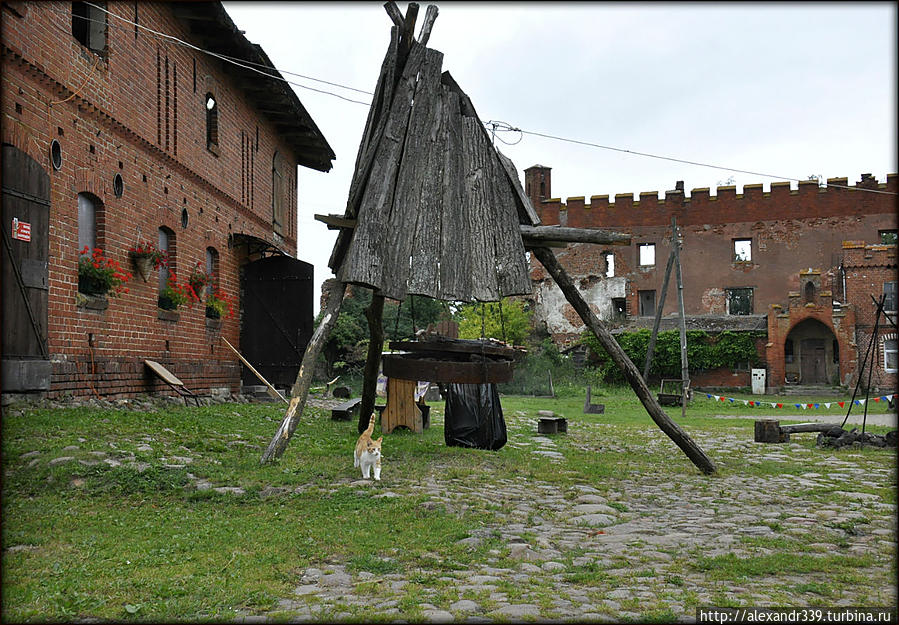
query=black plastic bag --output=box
[443,383,507,450]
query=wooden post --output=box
[532,246,716,475]
[643,243,676,380]
[260,279,347,464]
[358,293,385,433]
[672,218,690,419]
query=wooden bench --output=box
[331,397,362,421]
[144,360,200,407]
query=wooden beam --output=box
[315,213,357,230]
[672,217,690,419]
[260,279,347,463]
[358,293,385,433]
[384,1,404,28]
[520,225,631,246]
[417,5,439,46]
[531,246,717,475]
[319,215,630,249]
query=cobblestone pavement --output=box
[239,409,897,623]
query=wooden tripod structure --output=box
[259,2,716,475]
[642,217,690,419]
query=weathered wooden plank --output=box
[407,51,449,298]
[484,140,531,297]
[260,279,347,463]
[519,225,632,246]
[382,354,515,384]
[330,27,400,272]
[381,45,445,300]
[389,338,522,358]
[532,246,717,475]
[460,117,500,301]
[339,43,427,291]
[437,88,470,300]
[496,149,540,226]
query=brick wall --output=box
[1,3,309,399]
[524,166,897,391]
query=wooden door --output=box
[240,255,313,388]
[800,339,826,384]
[1,145,51,391]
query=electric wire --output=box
[72,3,896,197]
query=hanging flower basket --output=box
[131,254,155,282]
[128,241,167,282]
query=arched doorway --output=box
[784,318,838,385]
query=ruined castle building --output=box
[2,2,334,399]
[524,165,898,392]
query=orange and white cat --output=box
[354,412,382,480]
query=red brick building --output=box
[1,2,334,399]
[525,166,897,392]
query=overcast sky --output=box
[222,2,897,313]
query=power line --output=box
[75,4,895,196]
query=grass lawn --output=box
[2,386,896,622]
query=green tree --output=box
[455,298,532,345]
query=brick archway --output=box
[767,305,857,390]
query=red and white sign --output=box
[11,217,31,242]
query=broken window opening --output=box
[733,238,752,262]
[638,243,655,267]
[726,287,753,315]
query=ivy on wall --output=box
[581,328,764,382]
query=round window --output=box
[50,139,62,171]
[181,208,189,229]
[113,173,124,198]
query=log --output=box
[532,246,717,475]
[754,419,788,443]
[383,1,404,28]
[260,279,347,463]
[780,422,844,434]
[520,225,631,247]
[358,293,385,433]
[416,4,438,46]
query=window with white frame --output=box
[884,338,898,373]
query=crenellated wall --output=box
[524,165,898,390]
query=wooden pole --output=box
[672,218,690,419]
[358,293,385,433]
[220,337,287,404]
[643,244,676,380]
[260,279,347,464]
[532,246,716,475]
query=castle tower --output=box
[524,164,552,210]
